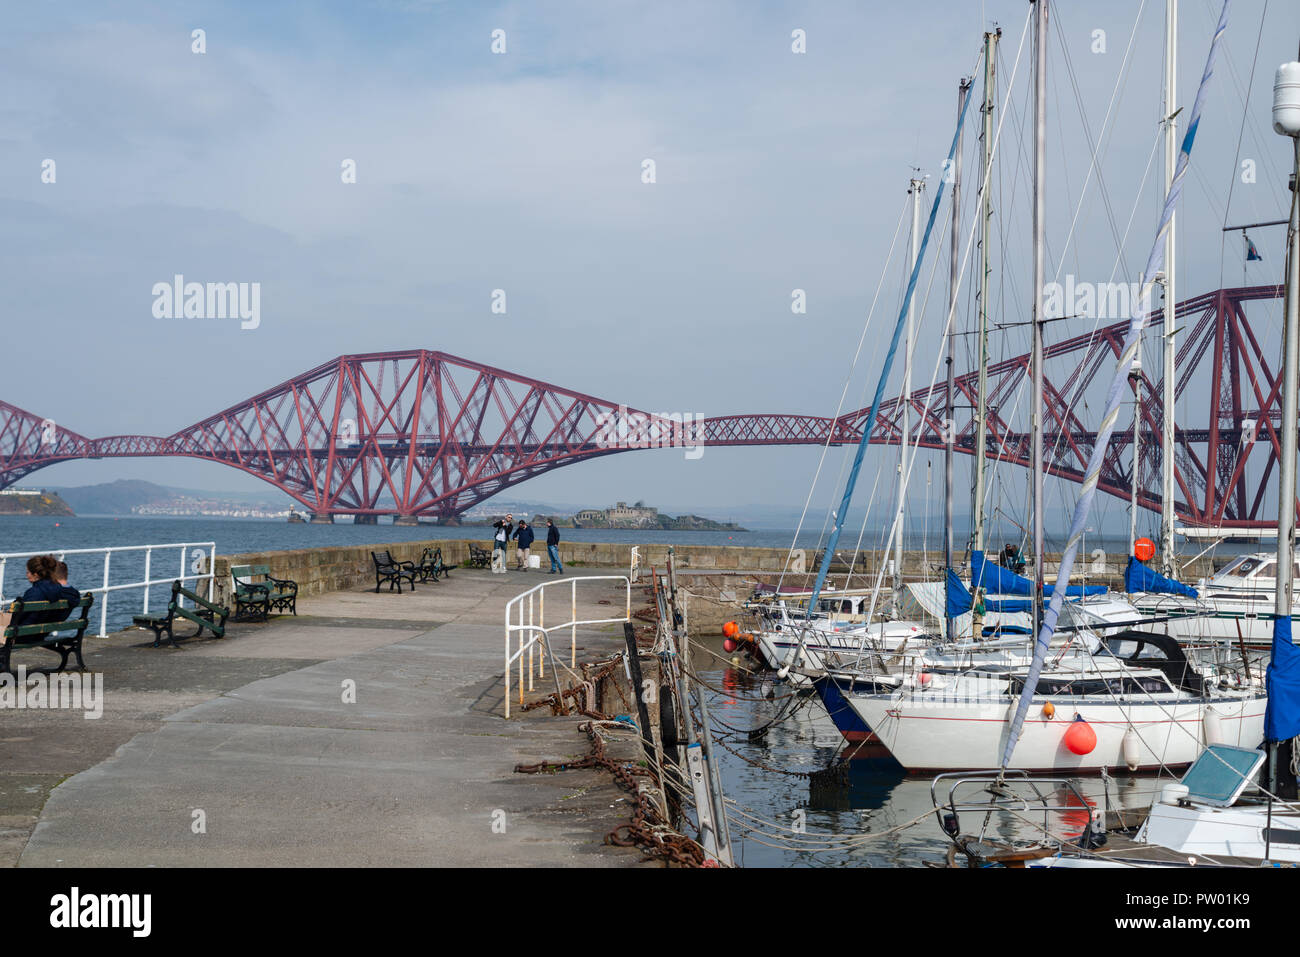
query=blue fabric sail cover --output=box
[1123,557,1199,598]
[970,550,1106,598]
[946,570,1033,616]
[1266,616,1300,742]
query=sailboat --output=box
[807,0,1273,776]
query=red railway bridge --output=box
[0,285,1288,528]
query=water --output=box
[692,640,1171,867]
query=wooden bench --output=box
[417,547,451,583]
[133,581,230,649]
[231,563,298,620]
[468,544,492,569]
[372,551,417,593]
[1,594,94,675]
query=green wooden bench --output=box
[417,547,451,583]
[133,581,230,649]
[1,594,94,675]
[468,544,492,569]
[231,563,298,620]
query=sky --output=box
[2,0,1298,537]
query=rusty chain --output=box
[515,720,708,867]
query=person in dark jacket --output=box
[512,520,535,570]
[53,560,81,622]
[491,514,513,574]
[1,554,63,633]
[545,520,563,574]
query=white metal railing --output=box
[504,575,631,718]
[0,542,216,638]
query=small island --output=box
[569,502,745,532]
[0,488,75,516]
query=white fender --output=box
[1204,705,1224,746]
[1122,728,1140,771]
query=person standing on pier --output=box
[545,520,563,574]
[492,514,513,574]
[513,520,535,571]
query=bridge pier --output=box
[354,515,378,525]
[393,514,419,526]
[309,513,334,524]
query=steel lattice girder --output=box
[0,286,1288,526]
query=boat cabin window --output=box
[1010,675,1175,697]
[1104,638,1170,661]
[1218,556,1262,577]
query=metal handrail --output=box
[0,541,217,638]
[504,575,631,718]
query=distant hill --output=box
[50,479,174,515]
[48,479,293,516]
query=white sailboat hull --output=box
[848,689,1266,773]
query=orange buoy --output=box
[722,621,739,638]
[723,638,737,653]
[918,672,932,685]
[1134,537,1156,562]
[1064,715,1097,755]
[1042,700,1056,720]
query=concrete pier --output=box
[2,570,647,867]
[308,513,334,524]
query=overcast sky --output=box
[3,0,1298,533]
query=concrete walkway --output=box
[3,568,648,867]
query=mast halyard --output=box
[894,176,924,613]
[971,27,999,638]
[1031,0,1048,634]
[946,79,969,642]
[1161,0,1179,576]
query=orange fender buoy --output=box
[1064,715,1097,755]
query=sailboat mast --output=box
[1031,0,1048,628]
[1161,0,1179,576]
[946,80,968,642]
[972,27,998,636]
[1274,126,1300,622]
[895,177,924,609]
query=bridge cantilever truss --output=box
[0,286,1288,527]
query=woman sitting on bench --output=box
[0,554,65,632]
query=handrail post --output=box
[178,546,187,610]
[207,543,215,602]
[99,551,111,638]
[505,618,512,719]
[143,547,152,615]
[570,578,577,668]
[517,601,524,708]
[527,593,535,691]
[538,589,545,679]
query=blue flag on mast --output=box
[1245,233,1262,261]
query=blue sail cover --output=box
[970,550,1106,598]
[1124,557,1198,598]
[1266,617,1300,742]
[946,570,1032,617]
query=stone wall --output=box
[207,538,1222,610]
